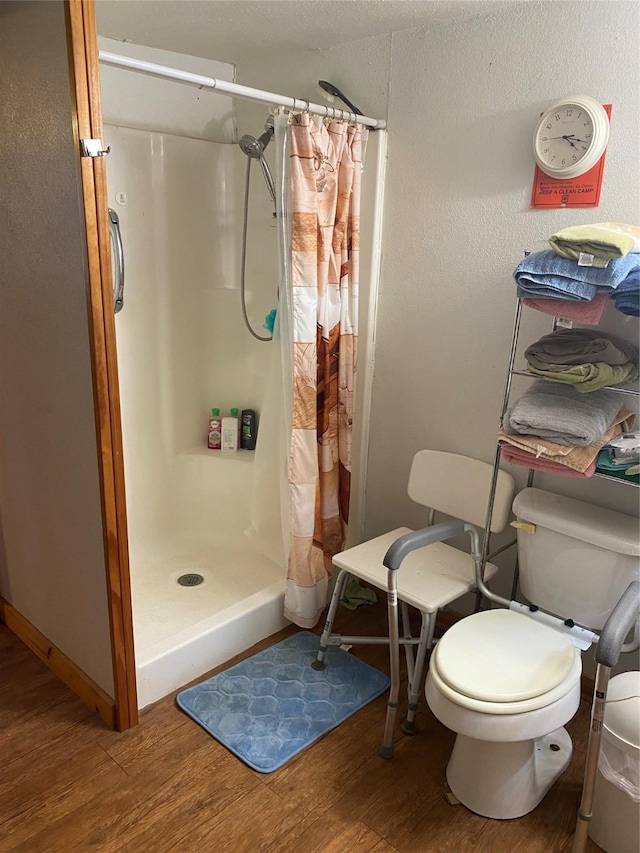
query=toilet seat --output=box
[431,609,581,714]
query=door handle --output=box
[108,208,125,313]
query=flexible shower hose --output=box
[240,156,273,342]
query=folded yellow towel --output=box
[549,223,640,268]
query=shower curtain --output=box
[283,113,362,628]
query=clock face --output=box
[536,104,593,171]
[533,96,609,179]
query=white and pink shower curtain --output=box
[283,113,362,628]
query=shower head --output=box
[318,80,363,116]
[239,116,275,159]
[239,116,276,207]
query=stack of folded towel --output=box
[498,380,636,478]
[524,328,639,393]
[514,223,640,322]
[611,267,640,317]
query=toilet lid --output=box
[434,609,577,703]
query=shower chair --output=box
[313,450,515,758]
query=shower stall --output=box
[99,45,386,709]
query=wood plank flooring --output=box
[0,602,604,852]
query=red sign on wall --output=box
[531,104,612,209]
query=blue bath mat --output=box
[176,631,390,773]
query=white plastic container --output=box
[589,671,640,853]
[221,408,239,452]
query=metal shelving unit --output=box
[479,298,639,597]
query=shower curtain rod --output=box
[98,51,387,130]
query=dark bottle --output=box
[241,409,257,450]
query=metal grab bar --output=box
[108,208,124,313]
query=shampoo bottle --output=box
[207,408,222,450]
[241,409,257,450]
[230,407,240,447]
[221,408,240,452]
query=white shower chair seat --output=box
[312,450,515,759]
[333,530,498,613]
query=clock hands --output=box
[546,134,588,145]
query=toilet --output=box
[425,487,640,820]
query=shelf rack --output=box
[479,297,639,601]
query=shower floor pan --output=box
[130,533,288,709]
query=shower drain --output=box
[177,573,204,587]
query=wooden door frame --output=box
[66,0,138,730]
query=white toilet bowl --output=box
[425,608,582,819]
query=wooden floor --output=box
[0,602,604,853]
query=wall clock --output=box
[533,95,610,180]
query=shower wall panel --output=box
[105,125,280,546]
[98,36,236,143]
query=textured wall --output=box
[367,0,639,545]
[0,2,114,692]
[236,2,639,647]
[237,1,639,535]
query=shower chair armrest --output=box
[596,580,640,668]
[383,519,466,571]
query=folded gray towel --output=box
[525,328,638,370]
[504,380,627,446]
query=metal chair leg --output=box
[380,569,401,759]
[311,569,350,670]
[401,610,436,735]
[572,663,612,853]
[400,599,416,687]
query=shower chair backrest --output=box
[407,450,515,534]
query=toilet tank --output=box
[512,488,639,630]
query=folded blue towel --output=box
[515,250,639,302]
[611,267,640,317]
